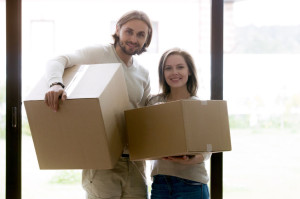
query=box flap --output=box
[24,63,122,101]
[99,66,130,164]
[24,65,81,101]
[66,64,121,99]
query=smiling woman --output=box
[163,54,191,91]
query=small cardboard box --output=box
[24,64,130,169]
[125,100,231,161]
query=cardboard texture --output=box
[24,64,130,169]
[125,100,231,161]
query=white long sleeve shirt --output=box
[46,44,151,109]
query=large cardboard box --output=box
[125,100,231,161]
[24,64,130,169]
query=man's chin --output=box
[118,42,141,55]
[125,49,139,55]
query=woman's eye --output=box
[138,33,145,38]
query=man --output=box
[44,10,152,199]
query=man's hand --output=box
[44,85,67,112]
[162,154,204,165]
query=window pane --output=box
[0,1,6,199]
[22,0,211,198]
[224,0,300,198]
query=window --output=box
[223,0,300,198]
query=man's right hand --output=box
[44,85,67,112]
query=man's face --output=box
[116,19,149,55]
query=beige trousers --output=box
[82,157,148,199]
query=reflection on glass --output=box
[224,0,300,198]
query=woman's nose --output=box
[170,69,179,75]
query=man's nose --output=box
[130,34,138,43]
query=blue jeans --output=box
[151,175,209,199]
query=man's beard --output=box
[118,41,140,55]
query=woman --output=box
[147,48,211,199]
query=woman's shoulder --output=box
[190,96,200,100]
[145,94,166,106]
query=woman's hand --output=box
[163,154,204,165]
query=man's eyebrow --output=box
[124,27,133,31]
[124,26,146,33]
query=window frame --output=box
[6,0,22,199]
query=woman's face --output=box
[163,54,190,89]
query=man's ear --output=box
[116,25,120,36]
